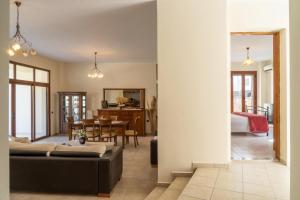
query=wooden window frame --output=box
[9,61,51,141]
[231,71,258,113]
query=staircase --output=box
[144,177,190,200]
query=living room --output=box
[2,0,300,200]
[6,0,158,199]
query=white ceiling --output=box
[9,0,157,63]
[231,35,273,62]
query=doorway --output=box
[9,61,50,141]
[230,32,280,160]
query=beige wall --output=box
[62,62,157,133]
[290,0,300,198]
[157,0,229,183]
[0,0,10,199]
[10,55,65,135]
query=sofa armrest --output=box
[98,146,123,195]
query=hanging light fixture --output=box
[88,52,104,78]
[8,1,37,57]
[243,47,254,66]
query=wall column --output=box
[157,0,229,182]
[0,0,10,199]
[290,0,300,199]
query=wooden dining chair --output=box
[125,116,140,148]
[83,119,100,142]
[99,119,118,145]
[67,116,80,140]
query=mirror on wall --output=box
[103,88,145,109]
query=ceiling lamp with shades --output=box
[88,52,104,79]
[7,1,37,57]
[243,47,254,66]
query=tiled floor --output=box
[179,161,290,200]
[231,126,274,160]
[11,136,157,200]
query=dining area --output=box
[67,115,141,148]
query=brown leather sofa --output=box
[10,146,123,196]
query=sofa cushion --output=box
[55,144,107,157]
[10,149,47,157]
[50,151,99,158]
[10,143,56,153]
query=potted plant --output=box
[77,129,87,145]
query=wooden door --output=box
[231,71,257,113]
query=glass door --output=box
[231,71,257,113]
[245,74,255,113]
[35,86,48,139]
[15,84,32,140]
[232,75,243,112]
[72,95,80,121]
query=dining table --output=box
[69,120,129,149]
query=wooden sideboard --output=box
[98,109,145,136]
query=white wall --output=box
[0,0,10,199]
[290,0,300,198]
[11,55,65,135]
[229,0,289,32]
[157,0,229,182]
[229,0,290,164]
[62,62,156,133]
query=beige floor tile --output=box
[178,195,202,200]
[243,175,270,186]
[244,193,275,200]
[168,177,190,191]
[194,168,219,179]
[181,184,213,200]
[211,189,243,200]
[214,178,243,193]
[221,163,243,174]
[272,183,290,200]
[218,170,243,182]
[244,182,275,198]
[187,175,216,188]
[144,186,166,200]
[158,189,182,200]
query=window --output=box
[16,65,34,81]
[9,61,50,141]
[35,69,49,83]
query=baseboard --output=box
[279,158,288,165]
[192,162,229,169]
[171,171,194,177]
[157,182,171,187]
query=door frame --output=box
[231,71,258,113]
[231,32,281,159]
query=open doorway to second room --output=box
[230,34,278,160]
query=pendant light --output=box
[243,47,254,66]
[88,52,104,78]
[8,1,37,57]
